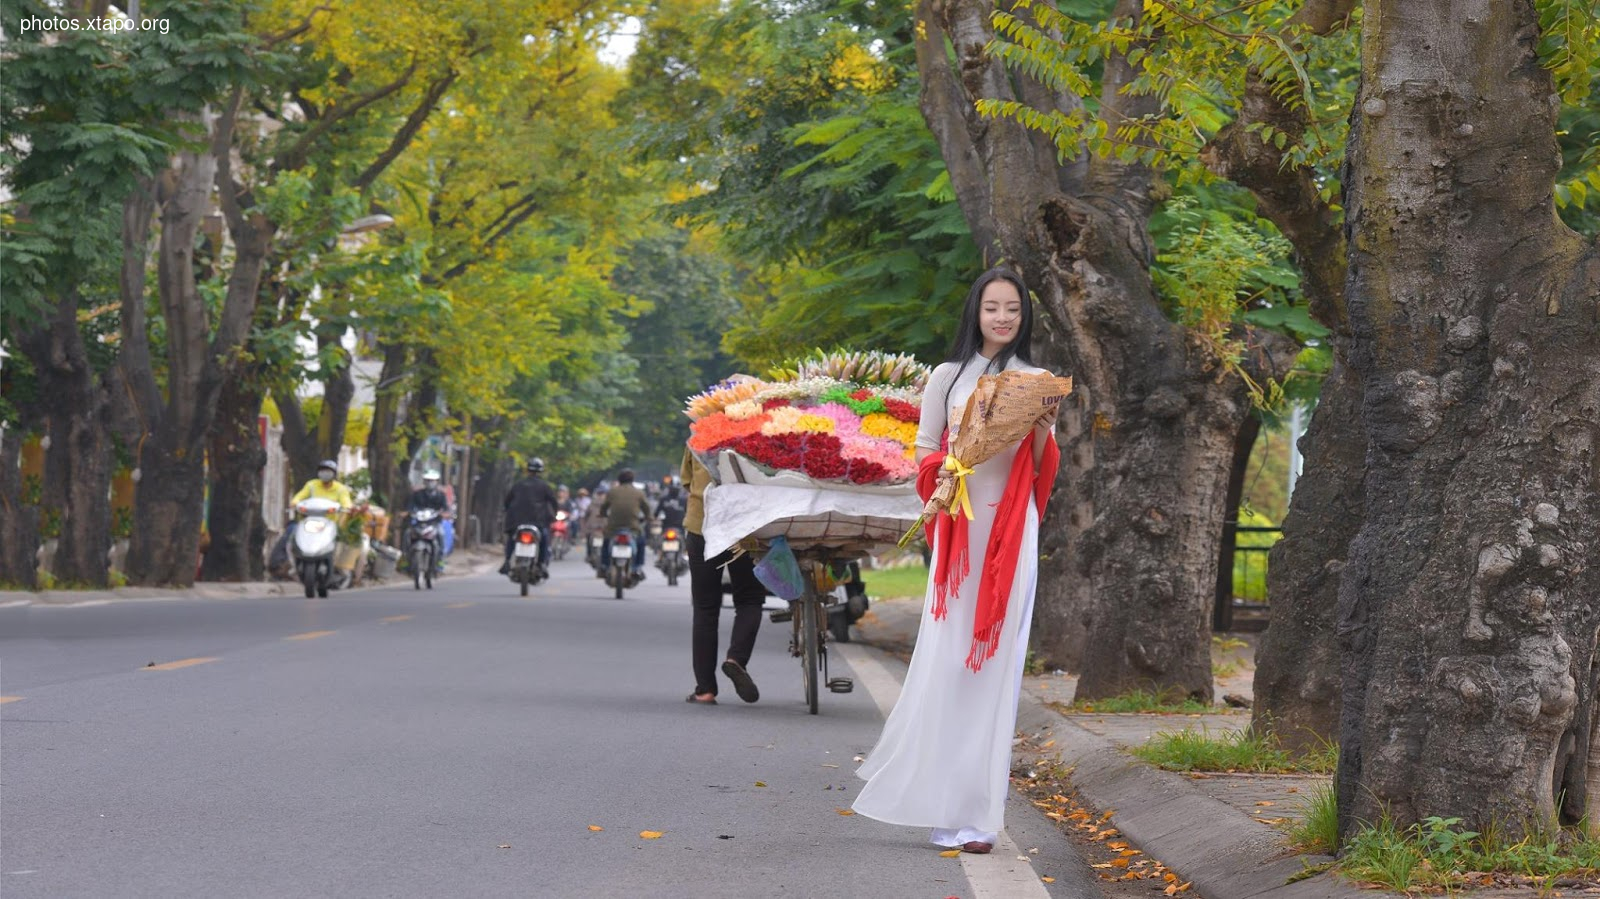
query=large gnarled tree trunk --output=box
[1337,0,1600,838]
[19,288,114,586]
[916,0,1298,699]
[123,120,277,586]
[199,371,268,582]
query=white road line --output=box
[835,643,1051,899]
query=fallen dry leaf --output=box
[836,809,854,816]
[1041,876,1055,883]
[640,831,664,839]
[1111,858,1131,869]
[588,825,604,832]
[1255,801,1275,807]
[497,844,511,849]
[939,849,962,858]
[755,781,767,788]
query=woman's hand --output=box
[1034,403,1060,432]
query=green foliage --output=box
[0,0,263,323]
[1070,689,1215,714]
[1284,782,1339,855]
[1339,814,1600,891]
[623,0,979,369]
[1131,727,1336,773]
[863,563,930,600]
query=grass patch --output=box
[1131,727,1337,774]
[1213,659,1243,679]
[1285,782,1339,854]
[863,563,927,599]
[1341,814,1600,891]
[1071,688,1215,714]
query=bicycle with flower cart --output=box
[685,350,933,713]
[702,454,923,714]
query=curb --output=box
[1013,694,1368,899]
[2,552,505,607]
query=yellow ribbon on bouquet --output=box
[942,454,976,521]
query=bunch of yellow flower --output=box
[861,412,918,450]
[761,406,836,436]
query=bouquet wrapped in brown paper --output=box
[897,369,1073,546]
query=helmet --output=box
[423,470,441,484]
[526,457,545,474]
[317,460,337,481]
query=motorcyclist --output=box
[269,460,354,577]
[407,470,450,573]
[581,487,608,569]
[600,468,651,578]
[656,477,687,535]
[293,460,355,509]
[501,457,559,575]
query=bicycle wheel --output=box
[801,598,820,714]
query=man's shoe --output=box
[721,659,760,704]
[498,562,511,575]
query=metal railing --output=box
[1215,525,1281,632]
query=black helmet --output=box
[527,457,545,474]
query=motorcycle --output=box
[551,511,572,561]
[407,508,443,591]
[291,497,348,598]
[508,524,546,596]
[585,530,604,569]
[604,529,643,599]
[655,526,690,587]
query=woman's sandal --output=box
[720,659,760,703]
[685,693,717,705]
[960,841,993,854]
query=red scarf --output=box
[917,433,1060,672]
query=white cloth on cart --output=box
[700,479,922,559]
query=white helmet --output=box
[423,470,441,484]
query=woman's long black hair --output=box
[942,267,1035,409]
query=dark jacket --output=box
[601,483,650,535]
[504,476,559,529]
[409,487,450,513]
[655,488,687,530]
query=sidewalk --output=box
[853,593,1367,899]
[0,548,505,607]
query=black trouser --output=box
[689,530,765,696]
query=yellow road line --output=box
[444,602,474,609]
[380,615,413,623]
[286,630,336,641]
[143,657,219,672]
[0,696,21,704]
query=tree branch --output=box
[353,70,459,191]
[275,60,419,175]
[914,0,1000,259]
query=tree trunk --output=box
[0,431,40,588]
[1251,361,1362,751]
[278,328,355,487]
[913,0,1298,699]
[199,373,267,581]
[125,137,276,587]
[472,455,516,543]
[21,290,113,587]
[367,341,407,509]
[1213,415,1261,633]
[1337,0,1600,839]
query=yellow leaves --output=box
[587,825,604,832]
[755,781,768,788]
[835,809,855,816]
[1165,881,1194,895]
[938,850,962,858]
[1040,876,1055,883]
[639,831,664,840]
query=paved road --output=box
[1,557,1102,898]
